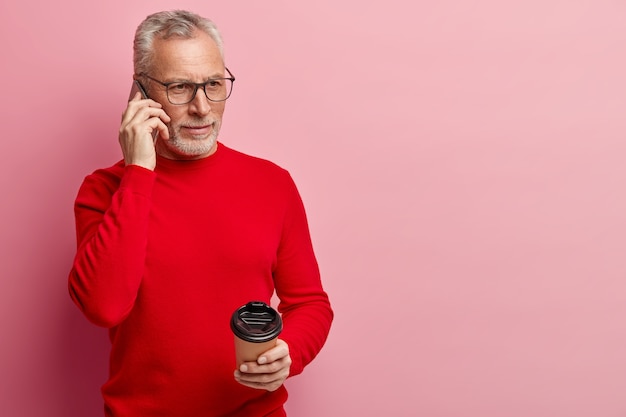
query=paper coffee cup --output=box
[230,301,283,366]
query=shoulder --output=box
[77,160,126,198]
[220,144,291,180]
[218,145,301,203]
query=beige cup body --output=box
[234,335,277,366]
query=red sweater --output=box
[68,143,333,417]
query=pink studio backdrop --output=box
[1,1,625,416]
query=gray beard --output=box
[167,123,219,157]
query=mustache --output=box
[181,120,217,128]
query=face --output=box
[148,30,226,160]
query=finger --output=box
[153,118,170,141]
[154,123,166,142]
[240,357,289,375]
[125,100,165,121]
[127,95,163,107]
[120,113,162,142]
[234,369,283,383]
[235,363,290,386]
[235,378,282,392]
[121,106,170,138]
[234,369,288,392]
[129,91,143,102]
[257,339,289,365]
[122,97,164,123]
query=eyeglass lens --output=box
[166,79,233,104]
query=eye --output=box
[206,80,223,90]
[169,83,192,93]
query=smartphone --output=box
[129,79,149,101]
[128,80,159,142]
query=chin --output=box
[169,135,218,158]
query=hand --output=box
[234,339,292,392]
[119,92,171,170]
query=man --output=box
[68,10,333,417]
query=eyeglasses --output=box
[137,68,235,105]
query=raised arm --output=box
[69,92,170,327]
[68,165,156,327]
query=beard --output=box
[165,118,221,158]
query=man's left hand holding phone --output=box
[120,79,171,171]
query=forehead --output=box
[151,30,224,79]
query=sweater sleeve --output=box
[68,164,156,328]
[273,173,333,377]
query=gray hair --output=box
[133,10,225,75]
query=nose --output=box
[188,87,213,116]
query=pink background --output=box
[1,1,626,416]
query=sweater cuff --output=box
[120,164,157,197]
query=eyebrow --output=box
[167,72,227,83]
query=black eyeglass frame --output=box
[135,67,235,105]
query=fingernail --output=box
[258,356,267,364]
[240,364,248,372]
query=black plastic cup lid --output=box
[230,301,283,343]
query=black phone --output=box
[128,80,159,142]
[129,79,149,101]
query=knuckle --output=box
[253,375,268,385]
[265,362,280,372]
